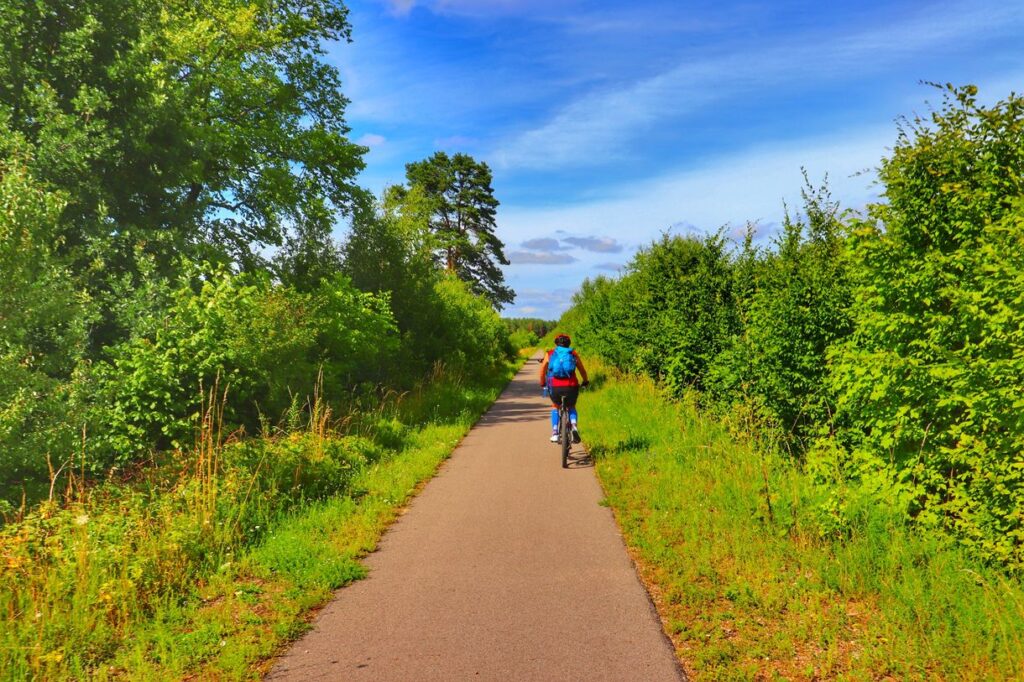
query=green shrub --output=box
[0,142,94,491]
[508,328,539,350]
[90,267,397,466]
[708,179,852,452]
[432,275,513,365]
[571,233,738,394]
[821,85,1024,568]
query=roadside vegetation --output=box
[0,1,523,678]
[0,361,520,680]
[563,85,1024,678]
[582,358,1023,679]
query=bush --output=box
[344,199,513,376]
[570,233,738,394]
[563,85,1024,571]
[90,267,397,466]
[821,85,1024,568]
[508,328,539,350]
[0,143,94,491]
[707,179,852,452]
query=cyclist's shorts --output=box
[549,385,579,408]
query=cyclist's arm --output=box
[538,355,549,386]
[575,357,589,384]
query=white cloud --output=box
[493,1,1024,169]
[506,288,577,318]
[509,251,578,265]
[355,133,387,148]
[561,236,624,253]
[384,0,417,16]
[498,124,889,252]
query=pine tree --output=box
[395,152,514,308]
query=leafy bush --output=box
[564,86,1024,571]
[90,268,397,466]
[344,196,513,376]
[0,142,94,491]
[708,179,852,452]
[432,275,513,366]
[571,233,738,394]
[509,328,539,350]
[820,85,1024,568]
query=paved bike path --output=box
[267,354,684,681]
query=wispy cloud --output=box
[497,124,888,249]
[595,262,624,272]
[562,236,623,253]
[493,1,1024,169]
[509,251,578,265]
[384,0,417,17]
[380,0,579,20]
[355,133,387,148]
[521,237,571,251]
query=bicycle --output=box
[551,381,588,468]
[557,394,571,469]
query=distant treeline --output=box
[504,318,557,348]
[563,85,1024,571]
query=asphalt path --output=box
[267,353,684,681]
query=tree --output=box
[392,151,514,308]
[0,0,365,296]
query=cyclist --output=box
[539,334,589,443]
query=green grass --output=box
[582,358,1024,681]
[0,361,519,680]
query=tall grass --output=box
[0,360,518,680]
[582,358,1024,680]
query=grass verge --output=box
[0,360,519,680]
[582,358,1024,681]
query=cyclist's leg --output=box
[562,387,582,442]
[549,387,573,442]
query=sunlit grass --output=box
[0,360,519,680]
[583,358,1024,680]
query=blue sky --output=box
[328,0,1024,319]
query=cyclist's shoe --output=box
[571,426,581,444]
[550,431,559,443]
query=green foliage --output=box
[0,0,523,502]
[0,0,366,284]
[343,193,514,377]
[432,275,514,365]
[570,233,738,393]
[581,361,1024,679]
[821,85,1024,568]
[90,267,397,466]
[390,152,514,308]
[0,142,94,490]
[565,85,1024,571]
[0,361,518,679]
[508,328,539,350]
[503,317,556,348]
[708,178,852,451]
